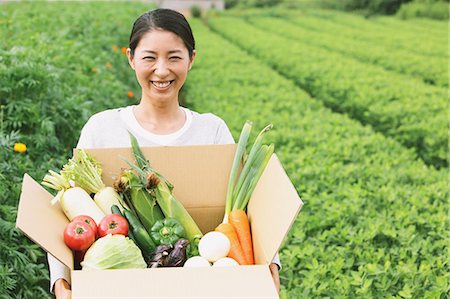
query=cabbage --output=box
[81,234,147,270]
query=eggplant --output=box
[149,244,173,268]
[166,239,189,267]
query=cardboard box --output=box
[16,144,303,298]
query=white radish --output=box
[94,186,127,215]
[61,187,105,224]
[198,231,230,263]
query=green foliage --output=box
[397,1,449,20]
[246,15,447,87]
[318,0,412,15]
[207,16,447,169]
[226,0,282,9]
[190,5,202,18]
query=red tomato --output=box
[72,215,97,237]
[64,221,96,251]
[98,214,128,237]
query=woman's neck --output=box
[133,99,186,135]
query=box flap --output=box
[81,144,236,233]
[248,154,303,265]
[16,174,73,269]
[72,265,278,298]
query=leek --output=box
[224,121,252,222]
[63,149,129,215]
[224,122,273,220]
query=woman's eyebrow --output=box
[142,50,183,54]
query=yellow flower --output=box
[14,143,27,153]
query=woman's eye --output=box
[143,56,156,60]
[169,56,181,60]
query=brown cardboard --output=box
[16,144,303,298]
[16,174,73,269]
[248,155,303,265]
[72,266,278,298]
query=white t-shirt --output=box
[76,106,235,148]
[48,105,280,292]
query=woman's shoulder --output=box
[184,108,234,144]
[86,106,126,123]
[187,109,227,126]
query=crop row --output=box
[187,19,448,298]
[303,9,447,58]
[0,2,150,298]
[207,16,447,169]
[245,16,447,87]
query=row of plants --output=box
[245,16,447,87]
[370,13,447,34]
[293,9,446,59]
[186,19,448,298]
[206,16,447,169]
[0,2,150,297]
[396,0,449,20]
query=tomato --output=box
[64,221,96,251]
[98,214,129,237]
[72,215,97,237]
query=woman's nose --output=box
[154,59,170,78]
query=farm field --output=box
[0,2,448,299]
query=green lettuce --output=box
[81,234,147,270]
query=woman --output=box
[50,8,280,298]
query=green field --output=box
[0,2,448,298]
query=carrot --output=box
[215,223,248,265]
[229,209,254,265]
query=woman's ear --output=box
[188,50,196,71]
[126,48,135,70]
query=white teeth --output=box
[152,81,171,88]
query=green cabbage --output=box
[81,234,147,270]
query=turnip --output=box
[198,231,230,262]
[213,257,239,267]
[183,256,211,267]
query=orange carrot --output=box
[215,223,248,265]
[229,209,254,265]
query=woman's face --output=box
[127,29,195,106]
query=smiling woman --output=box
[49,8,280,299]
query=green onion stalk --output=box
[224,122,274,222]
[128,133,204,250]
[62,149,129,215]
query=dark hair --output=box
[129,8,195,58]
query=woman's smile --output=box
[151,80,175,90]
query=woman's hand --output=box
[54,278,72,299]
[269,263,280,294]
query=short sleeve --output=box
[76,120,94,148]
[215,119,235,145]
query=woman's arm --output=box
[269,263,280,294]
[54,278,72,299]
